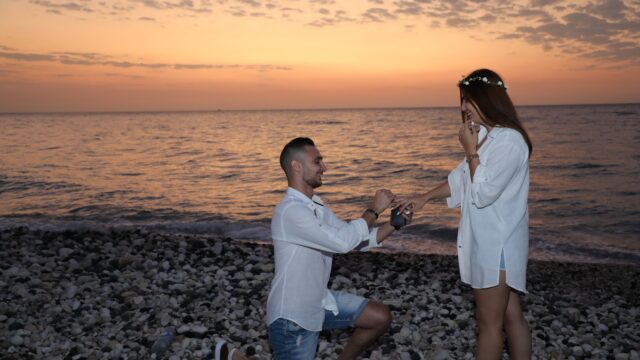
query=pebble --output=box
[10,335,24,346]
[177,325,190,334]
[0,227,638,359]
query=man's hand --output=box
[371,189,394,214]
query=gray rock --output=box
[59,248,74,258]
[429,349,449,360]
[212,243,223,255]
[191,325,207,335]
[10,335,24,346]
[64,285,78,299]
[159,312,171,327]
[399,326,412,339]
[177,324,190,334]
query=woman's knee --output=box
[504,292,527,327]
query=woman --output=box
[394,69,532,359]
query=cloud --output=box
[393,1,424,16]
[30,0,94,13]
[227,6,247,16]
[137,0,212,12]
[0,48,292,72]
[506,6,640,64]
[238,0,261,7]
[104,72,146,79]
[306,8,354,27]
[23,0,640,67]
[585,0,629,20]
[309,0,336,4]
[0,51,57,62]
[446,16,478,28]
[361,7,396,22]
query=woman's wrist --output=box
[466,153,479,163]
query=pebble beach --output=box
[1,227,639,359]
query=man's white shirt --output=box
[267,187,379,331]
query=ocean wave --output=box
[0,176,85,194]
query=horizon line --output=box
[1,101,638,115]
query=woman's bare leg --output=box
[504,290,531,359]
[473,271,510,360]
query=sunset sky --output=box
[1,0,639,112]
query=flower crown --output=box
[459,75,508,90]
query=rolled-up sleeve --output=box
[323,205,379,251]
[358,227,379,252]
[282,203,370,253]
[447,161,465,208]
[470,143,526,209]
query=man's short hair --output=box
[280,137,315,175]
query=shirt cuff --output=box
[353,218,370,239]
[446,171,462,208]
[359,227,379,252]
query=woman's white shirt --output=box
[447,127,530,292]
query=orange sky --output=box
[1,0,639,112]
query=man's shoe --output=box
[214,339,237,360]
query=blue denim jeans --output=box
[267,291,369,360]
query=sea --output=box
[1,104,639,265]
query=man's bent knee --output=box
[360,302,392,330]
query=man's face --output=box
[301,145,326,188]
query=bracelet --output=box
[466,153,479,163]
[364,208,379,219]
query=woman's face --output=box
[460,96,486,126]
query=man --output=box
[266,137,410,360]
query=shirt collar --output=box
[487,126,505,139]
[286,187,324,206]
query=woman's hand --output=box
[391,194,427,213]
[459,117,479,155]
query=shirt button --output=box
[458,245,462,248]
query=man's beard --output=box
[304,173,322,189]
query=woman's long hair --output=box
[458,69,532,156]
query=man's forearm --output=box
[375,222,395,243]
